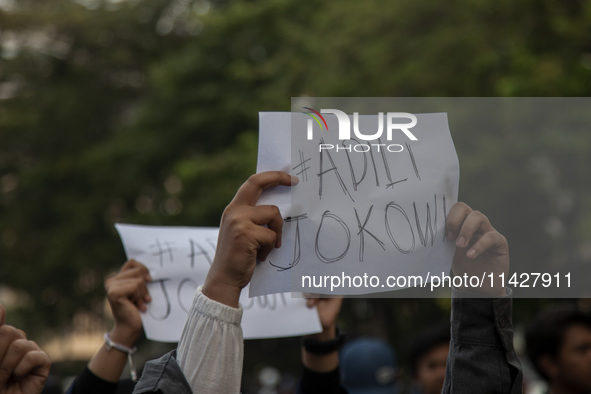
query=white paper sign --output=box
[251,111,459,296]
[115,224,321,342]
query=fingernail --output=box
[290,175,299,185]
[457,236,466,248]
[467,248,477,258]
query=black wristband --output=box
[302,327,345,355]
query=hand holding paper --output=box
[301,296,344,373]
[304,296,343,339]
[105,259,152,347]
[203,171,297,308]
[446,202,510,296]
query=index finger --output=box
[121,259,152,282]
[232,172,297,206]
[446,202,472,240]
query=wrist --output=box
[301,326,343,373]
[109,326,141,348]
[302,326,345,355]
[202,275,242,308]
[304,324,336,342]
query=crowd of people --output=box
[1,171,590,394]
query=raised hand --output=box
[203,171,297,307]
[105,259,152,347]
[446,202,509,296]
[0,304,51,394]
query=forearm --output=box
[299,365,346,394]
[443,287,522,394]
[88,344,128,383]
[88,328,137,383]
[68,367,119,394]
[72,327,139,394]
[301,325,339,373]
[176,286,244,394]
[299,323,347,394]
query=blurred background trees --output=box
[1,0,591,389]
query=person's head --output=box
[407,322,450,394]
[525,306,591,394]
[340,337,398,394]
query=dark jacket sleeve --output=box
[132,351,193,394]
[67,367,119,394]
[443,288,523,394]
[298,366,348,394]
[67,366,137,394]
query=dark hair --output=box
[525,305,591,381]
[407,321,451,377]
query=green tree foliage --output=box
[1,0,590,347]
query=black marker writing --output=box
[293,150,311,182]
[318,138,354,202]
[368,148,380,187]
[151,239,175,267]
[343,139,367,191]
[406,143,421,181]
[354,205,386,262]
[378,137,394,186]
[315,210,351,264]
[384,202,415,254]
[147,279,172,321]
[241,293,288,311]
[269,214,308,271]
[178,278,198,313]
[188,239,213,268]
[413,194,438,247]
